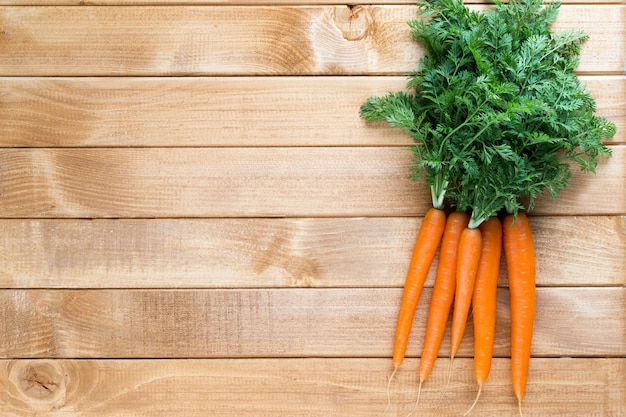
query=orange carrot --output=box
[450,226,482,360]
[392,207,446,371]
[418,211,470,385]
[465,216,502,415]
[503,213,536,412]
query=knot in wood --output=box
[20,364,60,399]
[8,360,68,410]
[333,5,373,42]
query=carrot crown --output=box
[359,0,615,225]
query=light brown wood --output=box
[0,358,623,416]
[0,75,622,147]
[530,144,625,216]
[0,146,623,218]
[0,216,623,289]
[0,0,623,414]
[1,0,622,4]
[0,5,622,76]
[0,147,424,218]
[0,76,410,147]
[1,288,624,358]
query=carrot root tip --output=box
[433,357,454,411]
[404,381,422,417]
[463,384,483,416]
[383,367,398,415]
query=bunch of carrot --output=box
[360,0,615,414]
[391,207,534,414]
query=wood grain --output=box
[1,288,624,358]
[0,216,623,289]
[0,0,623,414]
[0,5,623,76]
[0,358,623,416]
[0,75,622,147]
[1,0,622,4]
[0,146,623,218]
[0,147,423,218]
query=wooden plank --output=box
[532,144,626,216]
[1,288,624,358]
[0,216,623,288]
[0,75,622,147]
[0,5,622,76]
[1,0,622,4]
[0,76,409,148]
[0,146,623,218]
[0,358,623,416]
[589,75,626,144]
[0,147,424,218]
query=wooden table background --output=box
[0,0,624,415]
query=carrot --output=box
[385,207,446,413]
[392,206,446,371]
[464,216,502,415]
[418,211,470,385]
[503,213,536,413]
[402,211,469,415]
[450,226,482,360]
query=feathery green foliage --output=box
[360,0,616,227]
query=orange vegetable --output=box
[465,216,502,414]
[392,207,446,371]
[450,226,482,360]
[503,213,536,412]
[418,211,469,385]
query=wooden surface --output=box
[1,216,623,288]
[1,76,623,147]
[0,1,624,416]
[0,5,623,76]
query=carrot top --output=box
[360,0,616,223]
